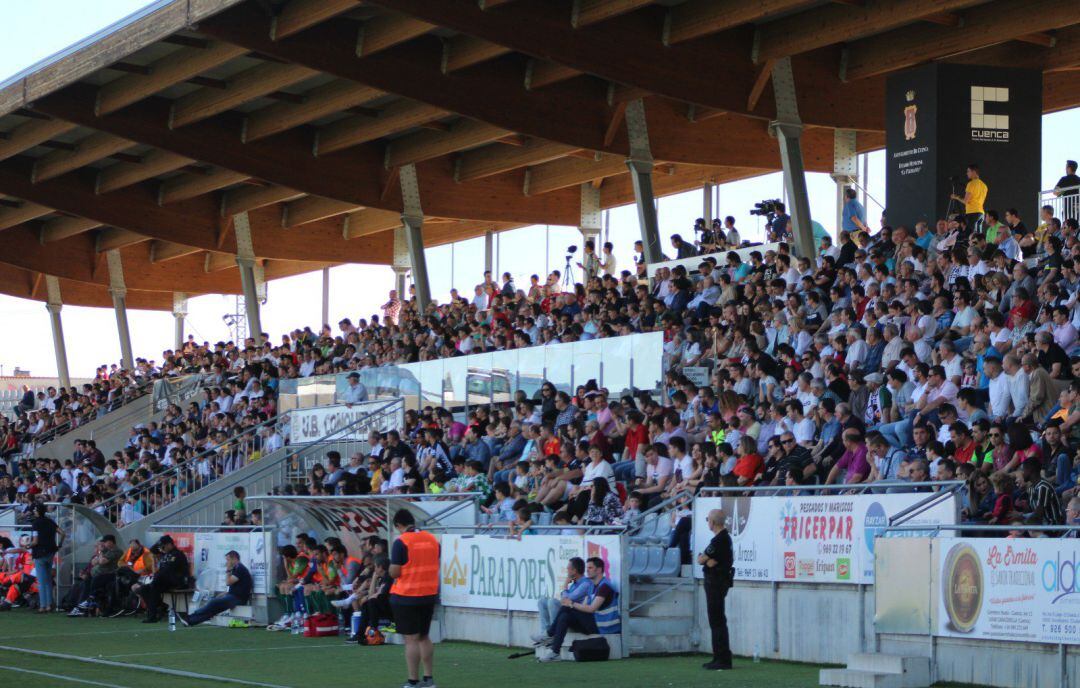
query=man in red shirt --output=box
[613,411,648,483]
[949,422,976,464]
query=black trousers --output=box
[704,580,732,666]
[139,574,184,618]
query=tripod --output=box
[562,254,576,289]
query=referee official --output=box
[389,508,440,688]
[698,508,734,671]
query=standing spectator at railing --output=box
[1054,160,1080,198]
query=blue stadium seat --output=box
[650,517,673,545]
[627,546,648,576]
[642,546,665,576]
[629,513,658,543]
[535,511,553,526]
[657,547,681,577]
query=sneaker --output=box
[178,612,191,627]
[400,682,420,688]
[419,678,437,688]
[67,607,86,618]
[536,647,560,663]
[381,622,397,634]
[702,661,732,671]
[272,613,292,627]
[331,596,354,609]
[344,635,360,644]
[529,633,552,645]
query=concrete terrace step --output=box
[847,654,930,678]
[819,669,911,688]
[627,616,693,636]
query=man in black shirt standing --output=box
[1054,160,1080,198]
[179,550,252,626]
[698,508,734,671]
[136,535,190,623]
[29,502,63,613]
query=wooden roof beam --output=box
[32,132,133,182]
[40,216,101,242]
[150,240,202,263]
[456,139,578,182]
[442,34,511,73]
[356,12,435,57]
[385,119,509,168]
[282,195,360,228]
[96,150,194,194]
[204,251,237,272]
[845,0,1080,81]
[663,0,814,46]
[573,0,653,28]
[756,0,981,63]
[525,153,626,196]
[272,0,362,40]
[0,201,51,230]
[169,62,317,128]
[243,81,384,142]
[343,207,403,239]
[96,42,248,116]
[96,227,147,252]
[223,184,304,216]
[158,168,249,205]
[0,119,76,162]
[315,100,448,155]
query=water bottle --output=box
[168,609,176,632]
[291,614,300,635]
[753,642,761,663]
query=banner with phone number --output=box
[692,492,957,584]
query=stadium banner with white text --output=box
[936,537,1080,644]
[439,534,621,612]
[152,375,205,412]
[288,400,402,444]
[692,492,958,583]
[192,531,272,594]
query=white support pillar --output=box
[232,211,263,345]
[105,249,134,370]
[769,57,816,260]
[391,224,411,300]
[172,292,188,352]
[832,129,859,239]
[399,164,431,313]
[623,99,663,265]
[703,182,714,227]
[483,230,494,275]
[44,275,70,388]
[320,268,330,327]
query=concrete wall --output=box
[879,634,1075,688]
[697,580,875,665]
[441,605,539,648]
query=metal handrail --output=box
[629,577,693,614]
[698,480,964,495]
[248,491,481,502]
[26,377,157,447]
[422,524,626,532]
[884,523,1080,535]
[888,482,963,526]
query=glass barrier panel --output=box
[418,360,443,409]
[488,350,519,405]
[464,352,494,407]
[442,356,468,412]
[544,343,572,396]
[515,345,545,400]
[633,331,664,394]
[572,339,602,390]
[601,336,632,398]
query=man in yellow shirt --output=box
[951,163,988,233]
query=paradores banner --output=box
[937,538,1080,644]
[692,493,957,584]
[439,534,621,612]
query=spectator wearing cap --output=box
[341,372,368,405]
[134,535,189,623]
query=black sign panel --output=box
[886,64,1042,230]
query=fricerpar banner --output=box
[937,538,1080,644]
[439,534,622,612]
[288,400,402,444]
[692,492,958,583]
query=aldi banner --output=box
[693,492,957,583]
[936,538,1080,644]
[439,534,622,612]
[288,400,402,444]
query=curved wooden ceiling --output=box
[0,0,1077,308]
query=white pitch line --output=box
[2,627,176,640]
[0,645,293,688]
[104,643,347,658]
[0,665,131,688]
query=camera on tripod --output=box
[565,244,578,261]
[749,199,782,217]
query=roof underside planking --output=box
[0,0,1076,308]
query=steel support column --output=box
[232,211,263,345]
[579,183,602,243]
[769,57,816,260]
[44,275,70,388]
[236,258,263,345]
[105,249,134,370]
[400,164,431,313]
[172,292,188,352]
[833,129,859,239]
[703,183,714,228]
[321,268,330,327]
[624,99,662,265]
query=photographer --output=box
[671,234,697,260]
[770,202,791,243]
[576,240,600,281]
[179,550,252,626]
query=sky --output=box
[0,2,1077,379]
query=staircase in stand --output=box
[820,653,930,688]
[626,579,697,654]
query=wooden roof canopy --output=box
[0,0,1078,309]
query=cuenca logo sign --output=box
[971,86,1009,142]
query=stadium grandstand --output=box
[3,2,1080,688]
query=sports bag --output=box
[303,613,339,637]
[570,636,609,662]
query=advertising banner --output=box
[152,376,205,412]
[692,492,957,583]
[936,538,1080,644]
[192,531,271,594]
[288,400,402,444]
[439,534,622,612]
